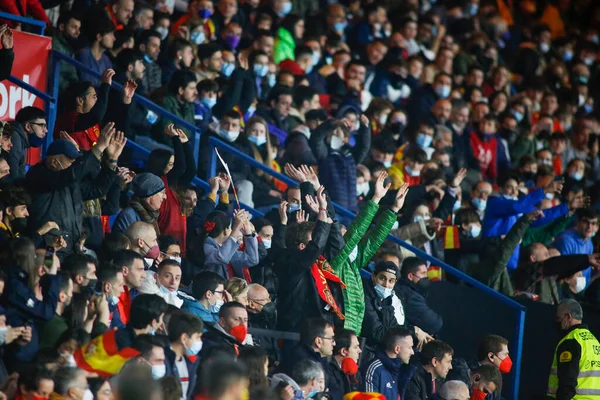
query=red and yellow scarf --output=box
[311,255,346,321]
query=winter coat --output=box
[181,296,219,324]
[361,350,403,400]
[6,121,30,184]
[330,200,397,334]
[394,279,442,336]
[406,85,439,132]
[404,364,440,400]
[164,346,200,400]
[201,235,259,280]
[52,36,78,93]
[274,27,295,64]
[154,94,196,142]
[141,60,163,95]
[328,358,362,400]
[112,207,141,235]
[25,151,117,253]
[483,190,569,269]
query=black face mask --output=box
[81,278,98,297]
[11,217,28,235]
[521,172,536,181]
[416,277,430,292]
[259,302,277,328]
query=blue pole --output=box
[7,76,54,103]
[207,141,217,182]
[45,56,61,155]
[512,308,526,399]
[0,12,46,35]
[193,132,201,166]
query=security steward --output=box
[547,299,600,399]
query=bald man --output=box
[247,283,279,358]
[125,221,160,267]
[106,0,135,28]
[438,380,469,400]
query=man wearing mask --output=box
[292,360,326,400]
[407,73,452,133]
[138,30,163,94]
[7,107,48,184]
[247,283,279,363]
[469,181,492,217]
[53,12,82,93]
[133,335,167,381]
[165,312,203,400]
[62,254,98,296]
[111,249,146,326]
[405,340,454,400]
[395,257,443,336]
[39,272,73,350]
[201,302,252,357]
[97,264,125,329]
[140,259,184,308]
[123,221,162,267]
[467,365,502,400]
[547,299,600,399]
[182,271,227,324]
[328,329,362,398]
[447,100,471,171]
[51,367,92,400]
[362,327,414,400]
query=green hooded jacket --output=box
[274,27,296,64]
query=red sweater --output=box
[0,0,50,28]
[470,132,498,181]
[158,176,187,255]
[54,111,100,151]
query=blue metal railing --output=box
[0,11,46,35]
[9,38,524,399]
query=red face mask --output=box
[230,325,248,343]
[470,388,487,400]
[497,355,512,374]
[341,357,359,375]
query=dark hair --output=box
[116,48,144,72]
[112,249,144,271]
[300,317,331,347]
[55,328,90,352]
[252,217,273,234]
[218,301,246,319]
[147,148,174,177]
[498,173,520,188]
[114,28,134,49]
[472,364,502,391]
[18,364,54,392]
[1,186,32,209]
[167,311,204,342]
[382,327,412,353]
[333,329,357,356]
[454,208,481,227]
[477,334,508,361]
[400,257,426,278]
[249,49,268,67]
[294,44,313,60]
[191,211,231,267]
[138,29,162,46]
[133,334,167,359]
[15,106,46,125]
[201,358,248,399]
[268,86,294,103]
[577,207,598,221]
[280,14,303,37]
[129,294,168,329]
[191,271,224,300]
[285,221,314,249]
[96,264,121,286]
[64,81,95,111]
[238,347,269,390]
[100,233,130,261]
[168,70,197,95]
[197,79,219,94]
[84,16,116,43]
[293,86,318,109]
[169,38,192,59]
[58,270,72,293]
[57,10,82,27]
[88,378,110,399]
[157,234,180,253]
[420,340,454,366]
[223,109,241,121]
[197,42,221,61]
[63,254,92,281]
[404,147,428,164]
[158,376,182,400]
[65,292,89,330]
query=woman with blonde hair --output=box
[225,277,249,306]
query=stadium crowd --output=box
[0,0,599,399]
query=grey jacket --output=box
[6,121,29,183]
[202,235,259,279]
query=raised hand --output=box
[106,131,127,160]
[97,122,116,152]
[209,176,221,194]
[526,209,544,221]
[299,165,320,188]
[101,69,116,85]
[117,167,135,185]
[316,185,328,210]
[59,131,79,149]
[569,196,591,212]
[544,179,564,195]
[165,123,178,137]
[284,163,306,182]
[122,79,138,103]
[359,114,369,126]
[372,171,391,204]
[427,217,443,233]
[451,168,467,188]
[279,200,289,225]
[392,183,409,212]
[176,128,189,143]
[305,194,319,214]
[6,326,25,345]
[218,172,231,192]
[1,25,13,49]
[296,209,309,223]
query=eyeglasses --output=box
[249,297,271,304]
[29,122,47,129]
[319,336,336,342]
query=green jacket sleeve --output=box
[331,200,378,271]
[522,214,574,248]
[356,209,398,268]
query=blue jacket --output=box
[181,298,219,324]
[553,229,593,286]
[362,350,402,400]
[482,189,569,269]
[112,207,141,235]
[165,346,200,400]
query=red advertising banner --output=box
[0,30,52,165]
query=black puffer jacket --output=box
[328,358,362,400]
[395,279,443,336]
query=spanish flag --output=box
[441,225,460,250]
[427,265,443,282]
[74,329,140,377]
[344,392,386,400]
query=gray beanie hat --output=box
[133,173,165,198]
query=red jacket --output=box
[158,176,187,255]
[0,0,50,27]
[470,132,498,181]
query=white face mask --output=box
[574,276,587,293]
[219,128,240,142]
[151,364,167,380]
[61,353,77,367]
[414,215,430,223]
[330,135,344,150]
[170,256,182,264]
[356,181,370,196]
[83,389,94,400]
[0,326,7,345]
[262,239,272,249]
[378,114,388,126]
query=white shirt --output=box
[175,356,189,400]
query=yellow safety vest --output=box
[547,327,600,398]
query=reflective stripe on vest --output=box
[547,327,600,398]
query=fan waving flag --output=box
[74,329,140,377]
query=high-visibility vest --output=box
[547,327,600,398]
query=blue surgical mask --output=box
[219,128,240,142]
[414,215,430,223]
[374,283,393,299]
[570,171,583,181]
[248,135,267,146]
[262,239,272,249]
[468,3,478,16]
[191,31,206,45]
[382,160,392,168]
[29,133,45,148]
[185,340,203,356]
[288,203,301,213]
[151,364,166,380]
[253,64,269,77]
[469,224,482,238]
[201,96,217,109]
[155,26,168,41]
[563,50,574,62]
[222,62,235,77]
[305,63,314,74]
[210,299,224,313]
[146,110,159,125]
[513,110,524,122]
[416,133,432,148]
[503,194,518,201]
[405,164,420,177]
[110,295,119,305]
[334,21,347,32]
[159,284,172,294]
[267,73,276,87]
[312,52,321,67]
[280,1,292,16]
[435,85,451,98]
[143,54,153,64]
[453,200,462,211]
[472,197,487,211]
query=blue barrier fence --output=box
[0,11,46,35]
[2,20,526,397]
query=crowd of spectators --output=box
[0,0,600,399]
